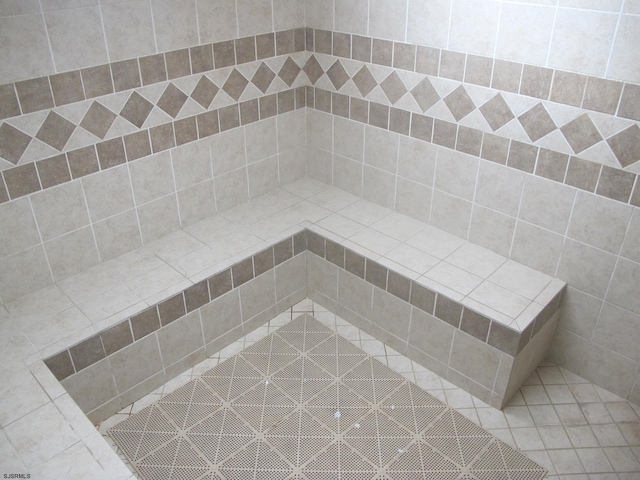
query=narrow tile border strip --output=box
[308,86,640,207]
[44,228,564,382]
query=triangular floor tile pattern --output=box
[110,314,546,479]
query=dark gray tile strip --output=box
[44,231,308,381]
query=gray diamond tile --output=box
[411,78,440,112]
[380,71,408,105]
[0,123,32,164]
[607,124,640,168]
[353,65,377,97]
[120,91,154,128]
[157,83,188,118]
[79,101,116,139]
[190,75,219,109]
[479,94,514,132]
[560,113,603,154]
[327,60,349,91]
[303,55,324,85]
[518,103,557,143]
[252,62,276,93]
[443,85,476,122]
[279,57,301,87]
[222,69,249,101]
[35,111,76,151]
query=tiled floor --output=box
[100,300,640,480]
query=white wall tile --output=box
[237,0,273,37]
[449,0,500,57]
[556,238,617,298]
[606,14,640,83]
[101,0,155,62]
[197,0,238,43]
[0,14,54,83]
[518,176,576,235]
[273,0,304,31]
[434,149,478,201]
[334,117,364,162]
[137,193,180,243]
[44,226,100,280]
[30,180,90,242]
[496,3,555,66]
[0,198,41,259]
[305,0,334,30]
[82,166,135,222]
[369,0,407,41]
[335,0,369,35]
[364,125,398,173]
[151,0,198,51]
[171,140,212,191]
[606,258,640,315]
[44,7,108,72]
[407,0,451,48]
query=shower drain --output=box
[110,314,546,480]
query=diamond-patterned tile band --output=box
[302,56,640,170]
[1,62,304,165]
[110,315,546,480]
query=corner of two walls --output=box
[302,1,640,404]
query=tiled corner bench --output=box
[39,181,565,424]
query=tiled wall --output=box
[302,1,640,404]
[2,1,640,406]
[0,3,309,303]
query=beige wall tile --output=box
[468,205,516,257]
[0,245,52,303]
[556,238,617,298]
[82,165,134,222]
[305,0,334,30]
[129,151,175,205]
[248,156,278,198]
[171,140,212,191]
[475,161,525,217]
[0,0,41,16]
[510,221,564,276]
[407,0,450,48]
[237,0,273,37]
[519,176,576,235]
[495,3,555,66]
[449,0,500,57]
[606,258,640,315]
[44,226,99,280]
[335,0,368,35]
[334,117,364,162]
[30,180,90,242]
[101,0,155,62]
[548,8,617,77]
[93,209,142,261]
[369,0,407,41]
[273,0,304,31]
[152,0,198,51]
[137,193,180,242]
[214,167,249,211]
[0,198,41,258]
[0,14,54,83]
[210,128,246,176]
[44,7,108,72]
[197,0,238,43]
[607,15,640,83]
[430,190,472,239]
[364,126,398,173]
[592,302,640,363]
[434,148,478,201]
[450,330,501,390]
[245,118,277,164]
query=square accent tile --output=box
[607,125,640,168]
[443,86,476,122]
[191,76,219,109]
[120,91,154,128]
[518,103,557,143]
[222,69,249,101]
[0,123,32,164]
[380,71,408,105]
[353,66,377,97]
[35,111,76,151]
[303,56,324,84]
[560,114,603,154]
[479,94,515,132]
[252,62,276,93]
[327,60,349,91]
[278,57,301,87]
[411,78,440,112]
[157,83,188,118]
[79,101,117,139]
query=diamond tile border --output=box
[108,314,546,480]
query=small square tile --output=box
[433,119,457,149]
[50,71,85,106]
[259,94,277,119]
[158,294,186,326]
[79,101,116,139]
[583,76,623,115]
[96,137,126,169]
[0,122,32,165]
[120,91,153,128]
[492,59,522,94]
[304,55,324,84]
[36,154,70,189]
[618,83,640,121]
[314,29,332,55]
[279,90,295,114]
[518,103,557,143]
[410,114,433,142]
[67,146,99,178]
[380,71,407,105]
[101,320,134,355]
[434,295,462,327]
[213,40,236,69]
[208,268,232,299]
[70,334,105,371]
[550,71,587,107]
[440,50,465,81]
[130,306,160,340]
[520,65,553,100]
[235,37,256,64]
[253,247,274,276]
[81,64,114,99]
[410,282,436,314]
[44,350,75,381]
[279,57,301,87]
[232,257,254,287]
[507,140,537,174]
[456,126,482,156]
[191,75,219,109]
[139,54,167,85]
[389,108,410,135]
[415,46,439,76]
[124,130,152,161]
[111,59,142,92]
[276,30,295,56]
[165,48,191,79]
[0,83,21,120]
[560,114,602,154]
[460,308,491,341]
[219,104,240,131]
[274,238,293,265]
[565,156,601,192]
[607,124,640,168]
[465,55,493,87]
[372,38,393,66]
[387,270,410,302]
[350,97,369,124]
[479,94,514,131]
[481,133,509,165]
[596,165,635,203]
[15,77,54,114]
[222,69,249,101]
[35,111,76,151]
[157,83,188,118]
[256,33,275,60]
[352,35,372,62]
[197,110,220,138]
[393,42,416,71]
[333,32,350,58]
[345,249,365,278]
[240,99,259,125]
[175,116,197,146]
[185,280,209,312]
[190,44,214,74]
[149,123,175,152]
[535,148,568,183]
[369,103,389,129]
